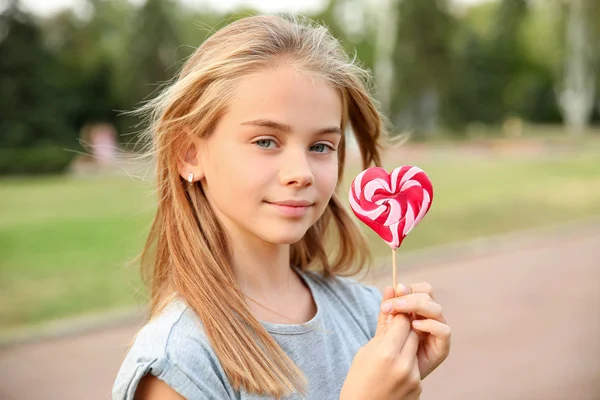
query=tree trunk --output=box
[373,0,400,115]
[418,87,439,137]
[558,0,596,135]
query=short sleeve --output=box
[112,354,222,400]
[112,303,235,400]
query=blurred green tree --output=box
[0,2,85,173]
[0,3,79,148]
[442,0,549,131]
[313,0,377,72]
[40,1,130,131]
[124,0,181,102]
[388,0,455,138]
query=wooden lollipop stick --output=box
[393,250,413,323]
[392,248,397,295]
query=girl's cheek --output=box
[317,163,338,193]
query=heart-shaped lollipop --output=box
[348,166,433,250]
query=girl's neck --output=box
[229,231,295,298]
[224,223,316,325]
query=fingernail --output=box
[396,284,410,295]
[412,320,422,326]
[382,302,393,313]
[394,299,407,308]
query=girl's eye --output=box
[254,139,277,149]
[310,143,334,153]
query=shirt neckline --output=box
[259,268,323,335]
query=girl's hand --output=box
[340,287,422,400]
[380,282,451,380]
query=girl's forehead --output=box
[224,66,343,127]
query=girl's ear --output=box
[177,136,205,184]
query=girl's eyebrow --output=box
[240,119,342,135]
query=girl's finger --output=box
[383,313,413,354]
[397,328,420,359]
[375,286,398,336]
[395,283,413,296]
[411,319,452,345]
[388,292,433,304]
[405,282,435,300]
[381,294,445,323]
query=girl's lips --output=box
[266,200,314,217]
[269,199,313,207]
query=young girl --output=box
[113,14,450,400]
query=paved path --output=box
[1,224,599,399]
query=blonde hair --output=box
[135,14,389,398]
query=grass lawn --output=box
[1,143,600,334]
[0,176,156,333]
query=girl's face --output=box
[196,65,343,246]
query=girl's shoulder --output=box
[112,298,234,400]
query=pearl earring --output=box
[187,172,194,184]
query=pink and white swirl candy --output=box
[348,166,433,250]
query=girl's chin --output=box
[256,226,312,246]
[263,234,308,246]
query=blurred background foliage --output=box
[1,0,600,175]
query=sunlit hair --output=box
[133,13,390,398]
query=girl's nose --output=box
[279,150,314,188]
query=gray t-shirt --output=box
[112,270,382,400]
